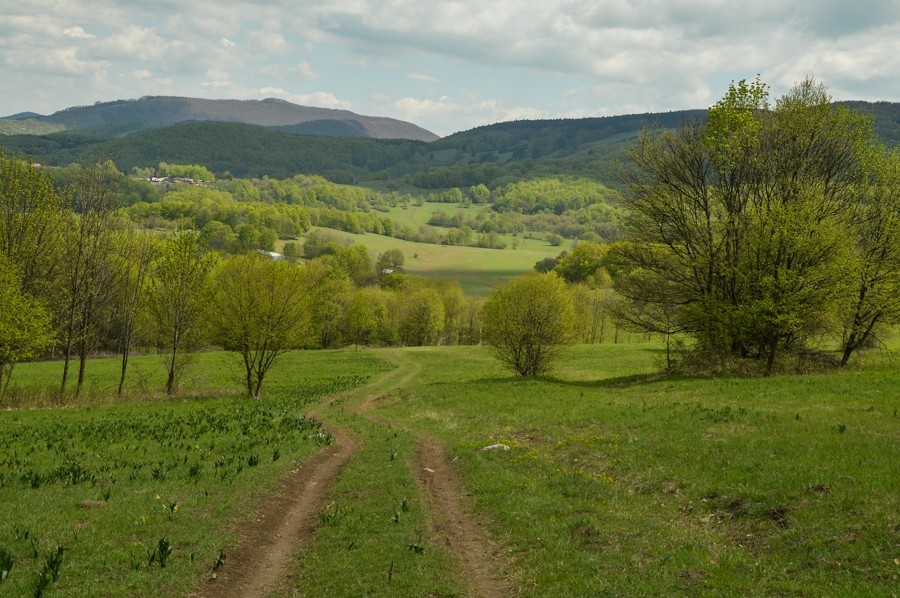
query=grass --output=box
[3,341,897,596]
[364,343,899,596]
[283,384,465,595]
[284,227,569,297]
[0,350,390,597]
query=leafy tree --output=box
[376,248,405,271]
[481,272,575,376]
[469,183,490,204]
[344,291,376,350]
[0,150,68,304]
[58,159,123,396]
[840,148,900,363]
[304,260,353,348]
[282,241,299,262]
[534,256,559,273]
[201,220,237,252]
[547,233,564,246]
[209,254,314,398]
[553,241,611,285]
[618,78,876,374]
[570,283,615,345]
[110,229,159,397]
[0,257,53,403]
[334,244,374,286]
[399,287,445,346]
[303,229,342,258]
[147,231,216,395]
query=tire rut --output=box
[193,425,358,598]
[357,390,512,597]
[414,437,513,598]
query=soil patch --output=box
[193,426,358,598]
[414,437,513,598]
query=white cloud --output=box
[392,93,548,135]
[407,72,438,82]
[0,0,896,131]
[294,91,352,109]
[63,26,95,39]
[291,61,317,79]
[247,31,293,56]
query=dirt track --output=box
[194,354,510,596]
[193,426,358,598]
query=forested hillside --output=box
[2,102,898,191]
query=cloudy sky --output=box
[1,0,898,136]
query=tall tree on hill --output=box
[58,159,122,397]
[840,148,900,364]
[208,254,315,399]
[147,231,216,395]
[618,78,877,374]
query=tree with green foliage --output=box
[399,287,445,346]
[619,77,877,375]
[209,254,314,398]
[0,257,53,403]
[0,150,68,304]
[840,148,900,364]
[344,291,377,350]
[482,272,575,376]
[376,248,405,272]
[110,228,160,397]
[58,159,123,397]
[553,241,611,286]
[147,231,216,395]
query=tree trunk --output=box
[118,350,129,397]
[166,344,178,396]
[76,335,88,397]
[764,336,779,377]
[0,363,13,405]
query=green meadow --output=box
[2,341,897,596]
[284,227,569,297]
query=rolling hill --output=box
[2,101,897,189]
[0,96,438,142]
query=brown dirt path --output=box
[414,437,514,598]
[194,350,512,597]
[358,387,513,597]
[193,425,358,598]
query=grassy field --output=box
[365,344,899,596]
[281,227,569,297]
[0,350,390,597]
[3,342,897,596]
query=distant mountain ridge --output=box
[1,101,896,189]
[5,96,439,142]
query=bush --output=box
[481,272,575,376]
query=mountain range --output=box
[1,97,897,189]
[0,96,439,142]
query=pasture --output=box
[2,341,897,596]
[285,227,568,296]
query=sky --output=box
[1,0,898,137]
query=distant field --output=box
[380,200,461,229]
[281,227,571,296]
